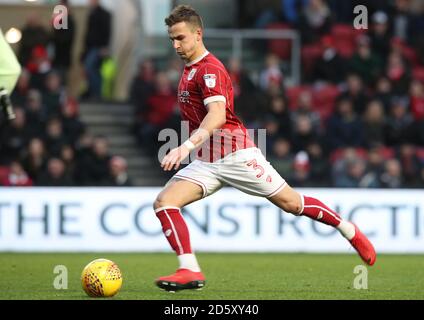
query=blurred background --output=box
[0,0,423,190]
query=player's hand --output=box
[161,145,190,171]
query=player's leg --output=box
[154,178,203,272]
[268,184,376,265]
[218,147,376,265]
[153,178,206,291]
[153,160,223,291]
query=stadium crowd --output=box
[0,0,132,187]
[1,0,423,188]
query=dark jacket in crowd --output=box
[83,5,111,53]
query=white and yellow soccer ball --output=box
[81,259,123,297]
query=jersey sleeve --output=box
[196,64,228,107]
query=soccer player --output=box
[154,5,376,292]
[0,28,21,122]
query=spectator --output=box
[313,35,347,83]
[11,69,31,107]
[281,0,308,24]
[227,57,256,100]
[263,115,282,153]
[291,151,312,187]
[334,158,379,188]
[259,54,284,92]
[397,143,422,187]
[227,57,259,124]
[420,166,424,188]
[379,159,403,188]
[291,91,321,132]
[253,2,280,28]
[43,117,67,157]
[389,0,414,44]
[21,138,47,181]
[338,74,369,115]
[1,161,33,187]
[130,59,156,118]
[409,80,424,145]
[297,0,332,44]
[385,50,411,96]
[409,79,424,121]
[374,76,394,112]
[385,97,413,146]
[18,13,50,66]
[24,89,46,137]
[0,108,30,164]
[26,45,52,91]
[306,141,330,186]
[266,95,292,137]
[326,98,363,150]
[74,133,94,185]
[36,157,74,186]
[291,115,318,152]
[76,136,111,185]
[268,137,294,181]
[165,58,183,90]
[362,100,386,148]
[348,35,383,86]
[366,147,385,178]
[60,144,76,181]
[136,72,178,153]
[82,0,112,100]
[43,71,64,117]
[105,156,133,186]
[61,97,85,146]
[52,0,76,81]
[369,11,391,64]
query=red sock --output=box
[301,196,342,227]
[155,207,192,255]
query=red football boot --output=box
[155,269,206,292]
[349,224,376,266]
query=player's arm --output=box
[186,101,226,147]
[161,101,226,171]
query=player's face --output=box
[168,22,201,62]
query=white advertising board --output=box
[0,188,423,253]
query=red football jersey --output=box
[178,51,255,162]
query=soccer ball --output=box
[81,258,123,297]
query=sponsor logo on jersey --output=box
[178,90,190,103]
[203,74,217,88]
[187,68,197,81]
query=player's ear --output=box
[196,28,202,42]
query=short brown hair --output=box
[165,5,203,30]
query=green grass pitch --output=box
[0,253,423,300]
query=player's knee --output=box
[153,194,177,211]
[153,197,165,211]
[279,198,302,215]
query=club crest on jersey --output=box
[203,74,217,88]
[187,68,197,81]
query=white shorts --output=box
[171,147,287,198]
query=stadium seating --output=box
[266,23,293,60]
